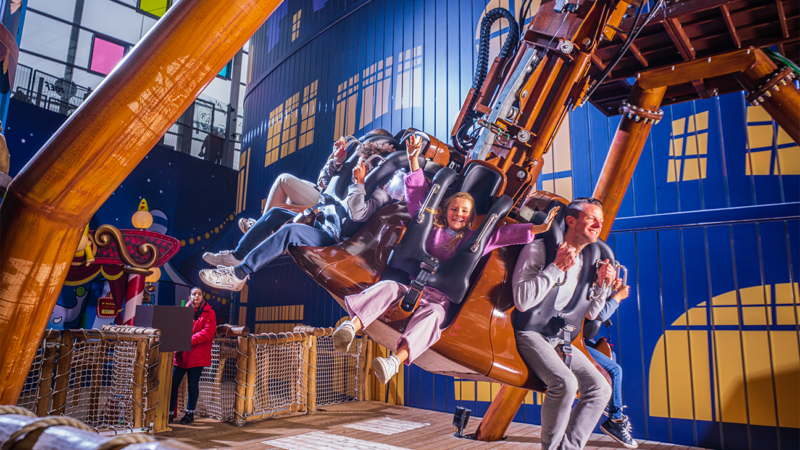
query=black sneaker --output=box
[179,411,194,424]
[601,416,638,449]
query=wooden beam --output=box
[617,30,649,67]
[776,0,789,39]
[591,52,607,71]
[636,48,765,90]
[664,18,695,60]
[720,5,741,48]
[691,79,713,99]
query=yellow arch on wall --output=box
[649,283,799,428]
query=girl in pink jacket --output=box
[333,136,557,384]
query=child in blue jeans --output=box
[585,278,637,449]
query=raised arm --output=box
[317,136,349,189]
[483,206,559,255]
[345,184,392,222]
[404,168,430,217]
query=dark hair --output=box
[189,286,203,296]
[189,287,206,319]
[356,141,396,162]
[564,197,603,226]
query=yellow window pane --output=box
[747,105,772,123]
[139,0,169,17]
[748,124,774,149]
[777,145,800,175]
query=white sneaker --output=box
[372,355,400,385]
[202,250,243,267]
[333,320,356,352]
[199,266,248,291]
[239,218,257,234]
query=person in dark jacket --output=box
[169,287,216,424]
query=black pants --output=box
[169,366,204,413]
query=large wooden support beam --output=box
[594,85,667,240]
[738,53,800,147]
[474,384,529,441]
[0,0,282,404]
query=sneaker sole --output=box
[199,271,246,292]
[372,359,395,385]
[600,424,638,449]
[202,254,243,267]
[332,328,354,353]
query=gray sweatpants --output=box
[516,330,612,450]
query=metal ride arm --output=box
[451,0,637,206]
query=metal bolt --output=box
[758,96,764,103]
[635,115,641,122]
[773,85,780,92]
[751,100,759,106]
[627,113,633,119]
[780,79,787,86]
[521,90,529,99]
[637,73,641,79]
[765,91,772,97]
[708,58,712,63]
[517,170,526,180]
[671,66,675,71]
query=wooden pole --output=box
[49,330,72,416]
[246,338,257,416]
[308,336,318,414]
[0,0,282,404]
[739,51,800,146]
[593,84,668,239]
[474,385,529,441]
[154,351,174,433]
[233,337,248,426]
[132,338,148,429]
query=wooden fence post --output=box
[50,330,73,416]
[308,336,317,414]
[299,336,310,413]
[154,351,174,433]
[245,338,256,416]
[358,336,369,402]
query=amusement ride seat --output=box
[380,159,512,326]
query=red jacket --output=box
[174,302,216,368]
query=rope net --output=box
[176,337,239,421]
[16,344,44,414]
[315,335,364,407]
[15,329,158,434]
[64,338,138,432]
[248,336,307,419]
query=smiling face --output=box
[189,288,204,308]
[445,197,474,232]
[566,203,604,245]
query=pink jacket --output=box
[404,169,535,261]
[174,302,216,368]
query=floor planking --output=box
[157,401,710,450]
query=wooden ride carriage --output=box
[1,0,799,444]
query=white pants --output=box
[265,173,320,211]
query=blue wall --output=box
[240,2,800,449]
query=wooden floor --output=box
[158,401,709,450]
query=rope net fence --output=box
[16,328,161,434]
[18,325,369,431]
[315,333,365,407]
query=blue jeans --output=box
[239,221,336,274]
[232,207,297,259]
[170,366,204,413]
[586,343,623,420]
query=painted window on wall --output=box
[89,35,127,76]
[139,0,170,17]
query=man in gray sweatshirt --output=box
[512,198,616,450]
[199,141,395,291]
